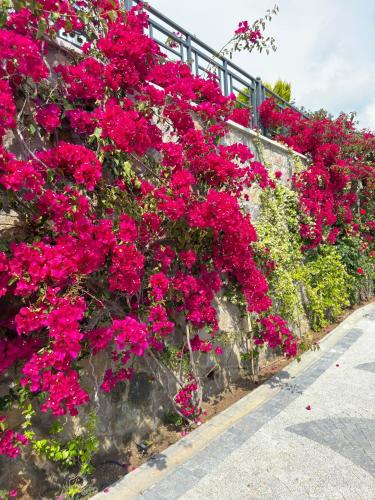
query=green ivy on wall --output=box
[253,184,305,327]
[336,236,375,304]
[303,246,351,331]
[253,182,353,333]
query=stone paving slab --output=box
[94,303,375,500]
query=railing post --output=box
[252,79,259,129]
[254,77,265,132]
[186,35,193,71]
[222,59,229,96]
[259,81,266,104]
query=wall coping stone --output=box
[228,120,308,161]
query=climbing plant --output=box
[253,182,353,332]
[0,0,373,497]
[0,3,298,494]
[253,184,305,326]
[302,246,351,331]
[259,99,375,309]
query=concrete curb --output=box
[93,302,375,500]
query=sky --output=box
[148,0,375,130]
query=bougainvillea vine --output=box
[0,0,299,468]
[259,99,375,251]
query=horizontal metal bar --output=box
[233,87,253,96]
[152,39,183,58]
[261,85,304,114]
[148,19,189,46]
[228,74,256,90]
[190,50,257,90]
[190,48,223,68]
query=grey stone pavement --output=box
[96,303,375,500]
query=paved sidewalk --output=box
[97,303,375,500]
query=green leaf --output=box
[93,127,103,139]
[108,10,118,22]
[8,276,18,286]
[36,18,48,39]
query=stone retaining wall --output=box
[0,122,308,496]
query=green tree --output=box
[236,79,292,109]
[272,79,291,102]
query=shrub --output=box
[303,246,351,331]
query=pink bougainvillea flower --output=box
[149,272,170,302]
[35,103,61,133]
[229,107,251,128]
[235,20,250,34]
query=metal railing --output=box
[58,0,306,133]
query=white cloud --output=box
[360,100,375,130]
